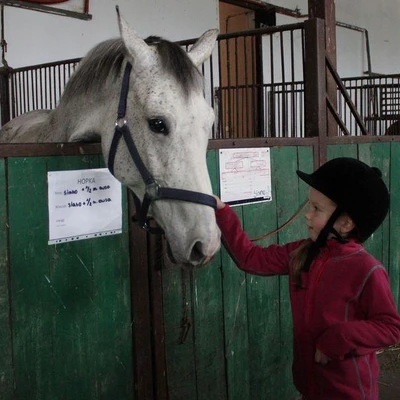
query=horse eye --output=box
[148,118,169,135]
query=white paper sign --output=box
[219,147,272,206]
[47,168,122,244]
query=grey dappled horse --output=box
[0,12,221,266]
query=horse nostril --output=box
[190,241,206,265]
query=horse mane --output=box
[61,36,202,102]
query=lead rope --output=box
[178,268,191,344]
[250,200,308,242]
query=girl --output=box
[214,157,400,400]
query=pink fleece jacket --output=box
[216,205,400,399]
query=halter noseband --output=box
[107,62,217,233]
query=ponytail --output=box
[290,240,312,287]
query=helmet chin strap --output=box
[302,207,344,272]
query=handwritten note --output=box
[219,147,272,206]
[47,168,122,244]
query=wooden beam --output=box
[304,18,327,166]
[308,0,337,137]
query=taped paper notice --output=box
[219,147,272,206]
[47,168,122,244]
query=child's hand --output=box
[315,348,330,365]
[213,195,226,210]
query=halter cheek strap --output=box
[107,62,217,233]
[302,207,344,272]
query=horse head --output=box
[104,11,220,266]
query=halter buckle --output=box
[145,181,161,200]
[115,118,127,128]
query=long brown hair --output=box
[291,240,313,287]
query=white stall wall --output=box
[271,0,400,77]
[335,0,400,77]
[3,0,219,68]
[2,1,400,76]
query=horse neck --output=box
[51,76,121,142]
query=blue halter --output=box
[107,62,217,233]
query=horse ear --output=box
[116,7,155,71]
[188,29,219,67]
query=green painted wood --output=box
[191,150,226,400]
[0,159,13,397]
[220,204,250,400]
[327,143,358,160]
[162,266,197,400]
[389,142,400,308]
[273,147,305,399]
[8,141,398,400]
[87,156,133,399]
[8,156,132,400]
[209,146,314,400]
[48,155,98,400]
[162,151,231,400]
[243,187,280,399]
[358,143,391,268]
[48,155,132,400]
[8,157,54,399]
[297,146,314,207]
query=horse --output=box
[0,10,221,267]
[384,120,400,136]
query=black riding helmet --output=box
[296,157,390,271]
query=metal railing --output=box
[2,22,399,138]
[0,58,80,124]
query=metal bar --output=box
[33,68,38,110]
[22,70,26,112]
[177,22,305,46]
[220,0,306,18]
[280,31,286,137]
[326,96,350,136]
[255,33,264,136]
[217,40,224,139]
[326,54,368,135]
[44,67,48,109]
[336,21,372,75]
[251,35,257,137]
[0,0,92,20]
[10,58,81,74]
[290,30,296,137]
[0,67,10,125]
[269,34,275,137]
[52,65,57,108]
[58,64,62,107]
[234,37,239,138]
[17,71,22,115]
[10,72,16,119]
[226,38,232,138]
[243,36,249,137]
[39,67,43,109]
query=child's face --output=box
[305,188,338,241]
